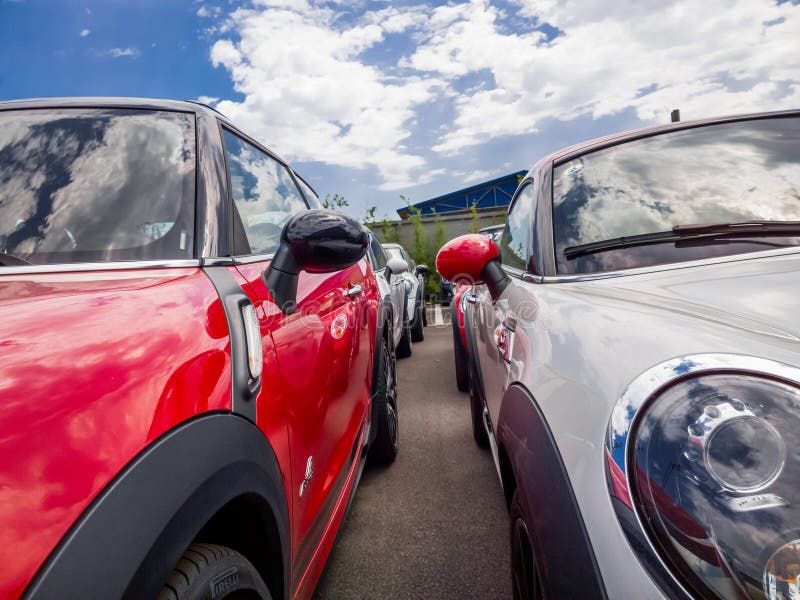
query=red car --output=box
[0,98,399,599]
[450,225,503,397]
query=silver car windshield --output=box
[552,117,800,274]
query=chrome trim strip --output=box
[0,259,201,276]
[200,257,236,267]
[232,253,274,265]
[605,353,800,599]
[540,246,800,283]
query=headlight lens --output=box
[631,374,800,600]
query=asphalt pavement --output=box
[314,309,511,599]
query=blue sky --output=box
[1,0,798,220]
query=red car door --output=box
[220,127,371,597]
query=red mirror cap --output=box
[436,234,500,284]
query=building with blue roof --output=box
[396,170,525,219]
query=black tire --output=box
[396,301,412,358]
[468,357,489,447]
[510,491,543,600]
[452,309,468,392]
[159,543,271,600]
[369,337,399,464]
[422,299,428,327]
[410,298,424,342]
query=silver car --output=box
[436,110,800,600]
[383,242,428,344]
[367,232,414,358]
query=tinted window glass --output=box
[500,183,534,270]
[295,176,320,209]
[0,108,195,265]
[223,130,307,255]
[553,118,800,274]
[369,233,388,270]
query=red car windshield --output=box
[0,108,195,266]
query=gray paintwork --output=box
[472,247,800,597]
[468,111,800,598]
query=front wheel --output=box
[468,358,489,447]
[369,337,399,464]
[396,301,412,358]
[410,298,424,342]
[159,543,272,600]
[510,491,542,600]
[452,310,468,392]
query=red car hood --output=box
[0,267,231,597]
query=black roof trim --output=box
[0,96,219,114]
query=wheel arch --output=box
[23,413,291,600]
[497,383,607,599]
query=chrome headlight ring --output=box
[606,353,800,600]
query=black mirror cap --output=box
[415,264,429,276]
[284,210,368,273]
[266,210,368,314]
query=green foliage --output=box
[433,210,447,256]
[322,193,349,209]
[403,195,426,265]
[380,218,398,243]
[469,200,480,233]
[363,205,377,224]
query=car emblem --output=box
[331,313,348,339]
[300,456,314,497]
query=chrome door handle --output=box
[347,284,363,298]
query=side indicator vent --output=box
[241,303,263,380]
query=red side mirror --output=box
[436,234,500,284]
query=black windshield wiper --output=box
[564,220,800,260]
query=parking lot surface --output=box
[314,312,511,599]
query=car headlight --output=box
[625,372,800,600]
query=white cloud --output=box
[210,3,444,190]
[80,29,90,37]
[404,0,800,154]
[206,0,800,191]
[106,47,141,58]
[197,95,219,105]
[197,5,222,18]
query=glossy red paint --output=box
[234,258,378,600]
[0,268,231,599]
[436,234,500,284]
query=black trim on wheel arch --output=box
[497,384,607,600]
[368,296,393,447]
[202,265,260,421]
[23,414,290,600]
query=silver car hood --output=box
[575,249,800,342]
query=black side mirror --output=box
[414,264,429,276]
[265,210,368,314]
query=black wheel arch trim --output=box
[23,413,290,600]
[497,383,608,599]
[368,295,393,446]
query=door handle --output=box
[465,293,477,304]
[347,284,363,298]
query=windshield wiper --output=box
[564,220,800,260]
